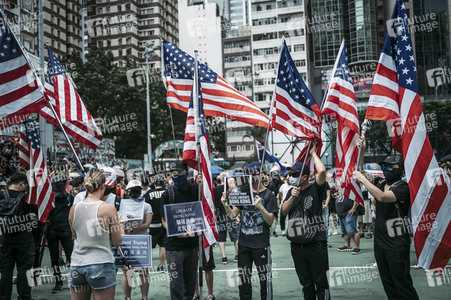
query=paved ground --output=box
[12,230,451,299]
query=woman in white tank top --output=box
[68,169,123,300]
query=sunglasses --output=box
[381,165,394,172]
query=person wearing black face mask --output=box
[161,161,201,300]
[353,139,419,300]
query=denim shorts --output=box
[339,213,358,235]
[69,263,117,290]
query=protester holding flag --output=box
[221,161,278,300]
[353,140,419,299]
[161,161,200,300]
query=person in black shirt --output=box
[0,173,37,300]
[281,141,330,300]
[353,140,419,300]
[221,161,278,300]
[144,173,167,272]
[47,173,74,293]
[161,161,200,300]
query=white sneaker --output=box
[333,229,338,235]
[281,230,286,236]
[372,262,378,268]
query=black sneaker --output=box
[273,231,278,237]
[366,233,373,239]
[234,255,238,263]
[222,257,228,264]
[337,246,352,252]
[359,233,365,238]
[351,248,362,255]
[51,281,64,293]
[157,265,164,272]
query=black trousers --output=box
[166,247,199,300]
[280,213,287,231]
[47,228,73,281]
[237,245,272,300]
[0,232,35,300]
[374,243,419,300]
[291,241,330,300]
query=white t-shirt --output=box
[127,202,153,235]
[279,183,292,203]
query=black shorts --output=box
[202,246,215,271]
[217,219,238,242]
[149,226,166,248]
[328,198,337,214]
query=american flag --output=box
[0,11,46,130]
[365,0,451,270]
[182,70,218,259]
[39,47,102,149]
[19,115,54,222]
[256,141,288,176]
[323,40,363,206]
[271,40,322,166]
[162,42,269,128]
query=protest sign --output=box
[224,175,254,206]
[119,198,145,222]
[113,235,152,268]
[164,201,206,237]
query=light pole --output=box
[144,42,158,173]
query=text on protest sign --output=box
[164,201,206,237]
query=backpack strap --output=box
[168,187,175,204]
[3,189,9,201]
[114,195,121,211]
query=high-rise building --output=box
[86,0,178,69]
[2,0,84,59]
[178,0,224,73]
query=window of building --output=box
[293,44,305,52]
[250,145,254,151]
[117,5,122,12]
[227,146,231,152]
[127,48,132,55]
[125,3,131,10]
[236,145,241,152]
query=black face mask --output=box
[128,189,141,199]
[52,182,67,197]
[383,168,403,185]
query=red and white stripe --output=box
[19,120,54,222]
[165,76,269,128]
[366,56,451,270]
[40,77,102,149]
[323,40,363,205]
[0,48,45,130]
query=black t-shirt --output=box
[335,194,355,218]
[374,180,411,250]
[285,181,327,244]
[48,191,73,231]
[213,184,227,224]
[145,187,165,224]
[238,188,278,249]
[161,185,200,251]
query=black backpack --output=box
[0,190,27,217]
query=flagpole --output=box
[356,119,372,171]
[193,50,203,300]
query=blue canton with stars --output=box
[276,40,317,110]
[163,42,217,84]
[0,14,22,63]
[22,116,41,151]
[333,41,352,84]
[384,0,419,93]
[45,46,69,84]
[188,76,208,137]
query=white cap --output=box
[126,180,142,190]
[102,167,117,187]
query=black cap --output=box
[170,160,188,171]
[286,162,310,176]
[379,155,404,166]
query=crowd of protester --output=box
[0,134,450,300]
